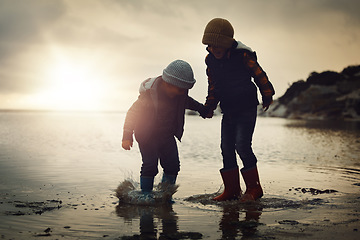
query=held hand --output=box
[205,110,214,118]
[122,140,133,150]
[199,105,214,119]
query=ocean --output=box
[0,111,359,239]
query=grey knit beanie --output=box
[162,60,196,89]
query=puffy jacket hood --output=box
[235,40,253,52]
[139,77,159,93]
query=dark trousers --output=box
[138,135,180,177]
[221,107,258,170]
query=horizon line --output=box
[0,109,127,114]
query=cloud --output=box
[322,0,360,23]
[0,0,359,110]
[0,0,66,95]
[0,0,66,55]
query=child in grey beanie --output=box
[122,60,206,198]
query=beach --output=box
[0,111,359,239]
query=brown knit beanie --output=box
[202,18,234,49]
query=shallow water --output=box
[0,111,359,239]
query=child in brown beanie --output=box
[122,60,205,199]
[200,18,275,202]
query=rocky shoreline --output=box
[260,65,360,121]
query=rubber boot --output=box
[213,167,242,201]
[161,174,177,203]
[240,166,263,202]
[161,174,177,185]
[138,176,155,204]
[140,176,154,193]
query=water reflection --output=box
[116,204,193,239]
[115,202,263,239]
[220,204,263,239]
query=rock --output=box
[306,71,344,86]
[278,220,300,225]
[262,65,360,121]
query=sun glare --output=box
[36,53,108,111]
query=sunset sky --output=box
[1,0,359,111]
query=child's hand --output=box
[262,96,273,112]
[204,110,214,118]
[199,105,214,119]
[122,140,133,150]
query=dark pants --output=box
[138,135,180,177]
[221,107,258,170]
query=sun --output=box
[36,52,108,111]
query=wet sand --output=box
[0,112,359,239]
[1,182,359,239]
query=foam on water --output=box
[115,179,178,205]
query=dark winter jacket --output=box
[122,77,203,143]
[205,41,275,114]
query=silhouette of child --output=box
[200,18,275,202]
[122,60,205,198]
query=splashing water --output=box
[115,179,178,205]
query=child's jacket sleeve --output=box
[122,92,149,142]
[185,96,204,111]
[243,51,275,99]
[204,65,220,111]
